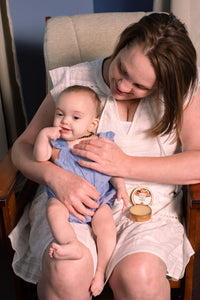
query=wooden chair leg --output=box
[184,254,194,300]
[191,252,200,300]
[185,185,200,300]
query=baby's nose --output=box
[62,116,69,124]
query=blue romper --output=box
[46,131,116,224]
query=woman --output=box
[11,13,200,300]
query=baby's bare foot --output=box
[49,241,83,260]
[90,270,105,297]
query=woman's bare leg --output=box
[37,241,94,300]
[109,253,170,300]
[47,197,83,260]
[90,204,116,296]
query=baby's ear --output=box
[88,118,99,131]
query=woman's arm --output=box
[73,88,200,185]
[12,93,100,221]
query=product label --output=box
[130,186,153,206]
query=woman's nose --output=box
[117,78,132,93]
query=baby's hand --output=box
[117,188,129,213]
[34,127,62,162]
[42,126,61,141]
[110,177,129,212]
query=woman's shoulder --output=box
[49,58,104,99]
[49,62,90,85]
[50,58,103,83]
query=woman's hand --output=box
[72,137,127,177]
[47,166,100,222]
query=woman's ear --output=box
[88,118,99,132]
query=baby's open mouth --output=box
[61,127,71,133]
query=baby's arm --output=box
[110,177,129,212]
[33,126,61,162]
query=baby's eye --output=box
[73,116,80,120]
[56,112,63,117]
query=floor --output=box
[0,243,16,300]
[1,242,200,300]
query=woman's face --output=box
[107,44,157,101]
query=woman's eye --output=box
[119,62,128,77]
[134,84,148,91]
[121,68,128,76]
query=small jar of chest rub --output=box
[129,186,152,222]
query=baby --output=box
[33,85,129,296]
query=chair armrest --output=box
[186,183,200,252]
[0,150,18,207]
[0,149,38,238]
[188,183,200,209]
[183,184,200,299]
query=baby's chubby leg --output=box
[46,197,83,260]
[90,204,116,296]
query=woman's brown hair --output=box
[111,13,197,137]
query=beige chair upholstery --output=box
[44,12,148,89]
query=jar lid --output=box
[130,186,153,206]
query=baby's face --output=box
[53,91,98,141]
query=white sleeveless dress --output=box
[9,58,199,283]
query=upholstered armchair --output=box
[0,12,200,300]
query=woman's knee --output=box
[109,253,169,299]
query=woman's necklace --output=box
[78,132,94,139]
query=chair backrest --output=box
[43,12,149,89]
